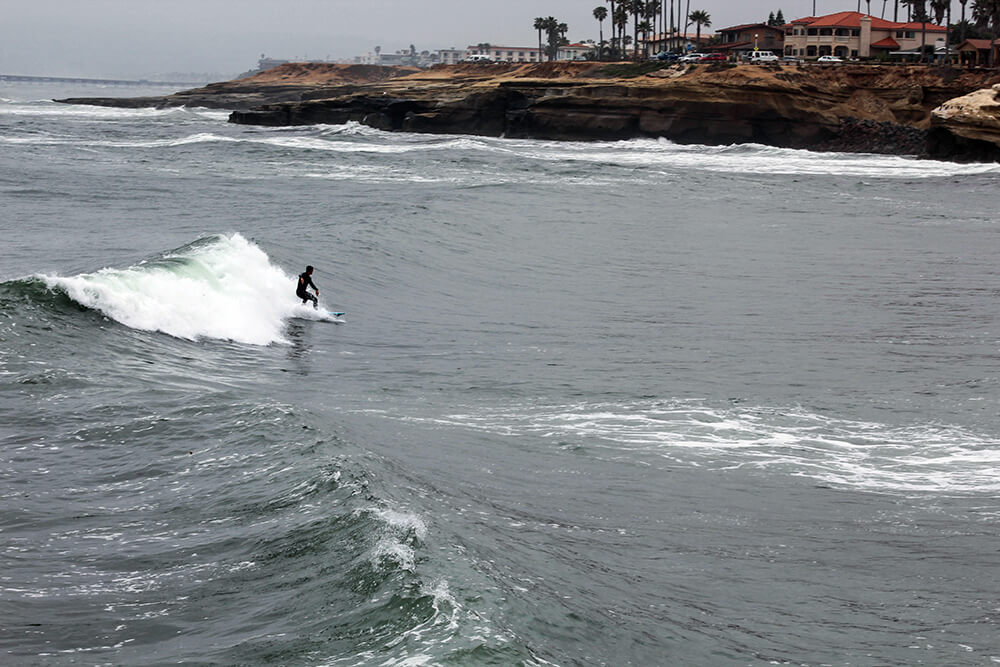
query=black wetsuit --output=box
[297,271,318,305]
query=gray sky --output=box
[0,1,965,79]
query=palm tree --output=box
[689,9,712,47]
[902,0,929,61]
[614,5,630,59]
[630,0,642,59]
[959,0,970,41]
[605,0,618,57]
[594,7,609,60]
[647,0,662,49]
[544,16,559,61]
[638,20,653,57]
[534,17,546,63]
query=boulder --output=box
[927,84,1000,162]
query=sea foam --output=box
[41,233,322,345]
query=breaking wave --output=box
[36,233,327,345]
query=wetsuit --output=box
[297,271,318,306]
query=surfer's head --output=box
[305,265,313,274]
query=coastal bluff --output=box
[58,62,1000,161]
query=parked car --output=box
[698,53,728,62]
[654,51,680,61]
[747,51,779,64]
[817,55,843,63]
[679,53,705,63]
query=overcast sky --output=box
[0,1,966,79]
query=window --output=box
[820,28,833,36]
[807,45,817,56]
[808,28,818,36]
[851,29,860,36]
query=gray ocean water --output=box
[2,82,1000,666]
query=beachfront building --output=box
[465,45,544,63]
[713,24,786,58]
[784,11,947,60]
[558,43,594,61]
[437,49,467,65]
[955,39,1000,66]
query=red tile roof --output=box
[789,11,945,32]
[956,39,997,50]
[870,37,900,49]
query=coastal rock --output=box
[927,84,1000,161]
[57,62,1000,161]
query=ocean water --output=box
[2,82,1000,666]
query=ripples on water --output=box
[2,85,1000,665]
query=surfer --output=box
[296,266,319,308]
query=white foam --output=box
[41,233,319,345]
[502,137,1000,178]
[415,401,1000,496]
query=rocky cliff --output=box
[927,83,1000,161]
[58,62,1000,160]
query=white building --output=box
[465,45,544,63]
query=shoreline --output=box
[56,62,1000,162]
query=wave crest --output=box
[37,233,323,345]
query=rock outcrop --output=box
[927,83,1000,161]
[57,62,1000,160]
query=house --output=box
[714,24,786,58]
[784,11,947,59]
[465,45,544,63]
[955,38,1000,66]
[558,43,594,61]
[437,49,467,65]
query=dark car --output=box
[654,51,680,61]
[698,53,727,62]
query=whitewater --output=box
[2,84,1000,666]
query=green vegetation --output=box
[532,16,569,61]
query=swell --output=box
[0,395,528,664]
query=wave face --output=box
[38,234,323,344]
[4,88,1000,667]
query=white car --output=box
[817,55,843,63]
[747,51,779,63]
[679,53,706,63]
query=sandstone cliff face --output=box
[56,62,1000,160]
[927,83,1000,161]
[227,64,1000,156]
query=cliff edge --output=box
[58,62,1000,160]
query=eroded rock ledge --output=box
[58,62,1000,160]
[928,83,1000,161]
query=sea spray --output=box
[41,233,318,345]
